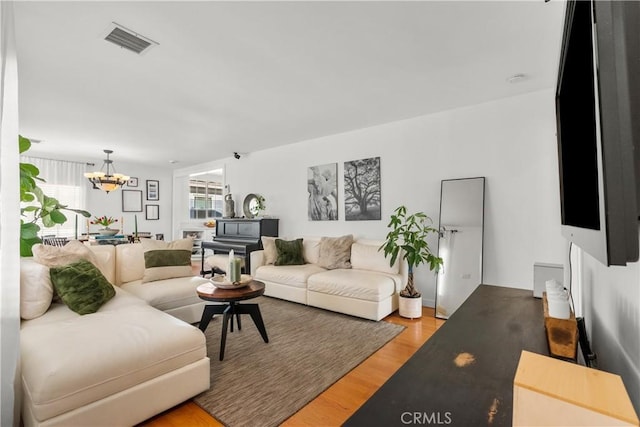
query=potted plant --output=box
[91,216,119,235]
[255,195,266,217]
[380,205,443,318]
[20,135,91,256]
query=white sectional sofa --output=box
[111,243,209,324]
[19,242,211,427]
[250,237,407,321]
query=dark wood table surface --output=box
[197,280,265,302]
[344,284,548,427]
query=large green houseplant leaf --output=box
[19,135,91,256]
[380,205,443,298]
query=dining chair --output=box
[43,236,69,247]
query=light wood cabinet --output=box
[514,350,639,426]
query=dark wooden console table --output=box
[344,285,548,427]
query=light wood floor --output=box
[142,303,444,427]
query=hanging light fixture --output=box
[84,149,130,193]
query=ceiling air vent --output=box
[104,23,158,55]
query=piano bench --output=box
[205,254,246,275]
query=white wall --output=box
[86,160,172,238]
[577,245,640,413]
[0,2,21,425]
[180,89,566,306]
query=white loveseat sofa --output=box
[250,237,407,321]
[20,242,211,427]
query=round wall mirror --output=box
[243,194,260,218]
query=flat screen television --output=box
[556,0,640,266]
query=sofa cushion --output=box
[351,241,400,274]
[32,240,101,271]
[307,269,400,302]
[20,258,54,320]
[317,235,353,270]
[261,236,278,265]
[49,259,116,315]
[141,238,193,283]
[275,238,305,266]
[255,264,326,288]
[121,275,210,312]
[115,243,145,284]
[303,237,321,264]
[20,287,206,422]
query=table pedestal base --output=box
[198,302,269,360]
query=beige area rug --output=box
[193,296,404,427]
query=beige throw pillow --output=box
[317,235,353,270]
[141,238,194,283]
[303,238,321,264]
[261,236,278,265]
[20,258,54,320]
[32,240,100,269]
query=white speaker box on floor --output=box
[533,263,563,298]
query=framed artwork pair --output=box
[307,157,381,221]
[122,179,159,219]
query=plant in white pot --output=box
[380,205,443,319]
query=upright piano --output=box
[200,218,279,276]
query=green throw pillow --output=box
[142,249,192,283]
[275,238,305,266]
[49,259,115,315]
[141,238,194,283]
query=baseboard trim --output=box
[422,298,435,308]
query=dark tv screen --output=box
[555,0,640,265]
[556,0,600,231]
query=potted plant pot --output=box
[399,295,423,319]
[98,228,119,236]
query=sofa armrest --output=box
[250,250,265,276]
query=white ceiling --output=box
[14,1,566,168]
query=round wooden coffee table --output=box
[196,279,269,361]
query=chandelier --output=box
[84,149,130,193]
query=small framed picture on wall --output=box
[146,180,159,201]
[127,177,138,187]
[145,204,159,220]
[122,190,143,212]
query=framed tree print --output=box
[344,157,381,220]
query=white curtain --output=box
[20,156,88,238]
[21,156,87,189]
[0,2,22,426]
